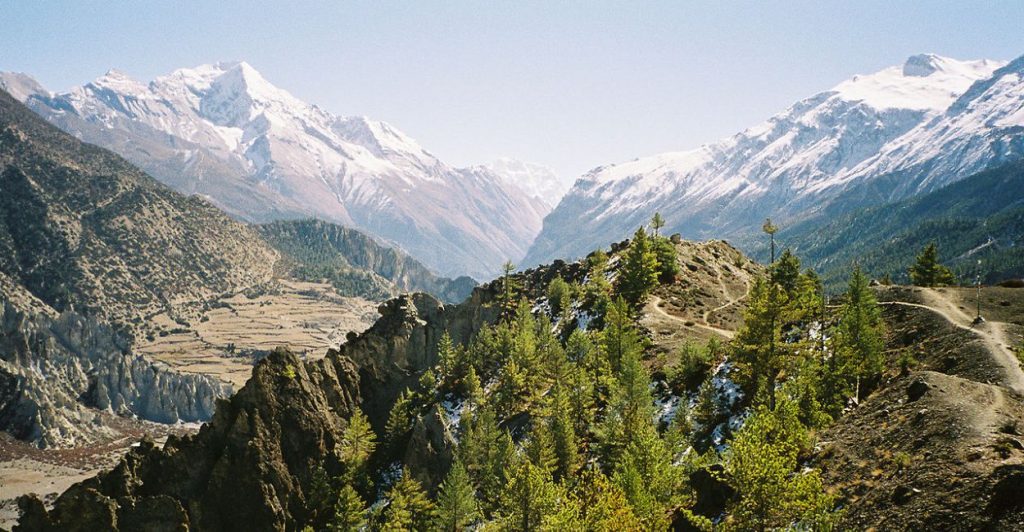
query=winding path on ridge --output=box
[703,272,751,326]
[649,269,750,340]
[883,287,1024,396]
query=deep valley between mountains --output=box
[1,47,1024,531]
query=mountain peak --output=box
[831,55,1002,111]
[90,68,147,93]
[902,53,945,77]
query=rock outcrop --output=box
[0,301,229,448]
[15,347,363,531]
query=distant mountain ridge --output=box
[0,88,279,337]
[525,53,1023,267]
[257,219,476,304]
[786,158,1024,288]
[1,62,551,280]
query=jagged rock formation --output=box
[0,302,228,448]
[257,219,476,303]
[14,347,363,531]
[11,279,505,529]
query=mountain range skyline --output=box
[4,1,1023,179]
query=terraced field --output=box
[137,280,379,388]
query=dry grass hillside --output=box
[813,285,1024,530]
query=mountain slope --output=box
[785,158,1024,287]
[257,219,476,304]
[1,63,548,280]
[0,88,278,336]
[524,54,1019,266]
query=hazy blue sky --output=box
[2,1,1022,179]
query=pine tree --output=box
[339,408,376,481]
[618,227,660,306]
[459,404,513,514]
[526,418,558,476]
[437,330,459,385]
[613,430,681,531]
[497,260,522,319]
[723,401,838,531]
[330,483,366,532]
[381,469,435,531]
[501,459,561,531]
[909,242,956,286]
[651,212,666,238]
[833,265,886,403]
[462,366,483,406]
[432,460,478,531]
[771,249,801,296]
[654,235,680,282]
[575,468,643,531]
[734,277,793,410]
[547,276,571,317]
[598,338,655,464]
[601,297,642,372]
[549,383,581,481]
[584,248,614,322]
[385,389,414,446]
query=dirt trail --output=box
[650,295,737,339]
[884,288,1024,396]
[703,273,750,325]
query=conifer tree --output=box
[526,418,558,476]
[385,389,414,445]
[497,260,522,319]
[601,297,643,372]
[502,459,561,531]
[330,484,366,532]
[547,276,571,317]
[834,265,886,402]
[598,337,655,464]
[909,242,956,286]
[432,460,478,531]
[654,235,680,282]
[584,248,614,322]
[381,469,435,531]
[651,211,666,238]
[723,401,838,531]
[619,227,660,306]
[548,382,581,481]
[771,249,801,296]
[734,277,793,410]
[437,330,459,385]
[462,366,483,406]
[575,468,643,531]
[339,408,376,481]
[613,430,681,531]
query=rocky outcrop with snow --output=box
[525,54,1022,266]
[1,63,548,280]
[0,302,228,448]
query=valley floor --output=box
[0,278,381,527]
[137,279,379,388]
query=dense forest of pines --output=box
[299,215,896,531]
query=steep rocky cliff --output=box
[15,347,364,531]
[0,302,228,448]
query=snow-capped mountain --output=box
[0,62,548,280]
[481,158,572,209]
[524,53,1022,267]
